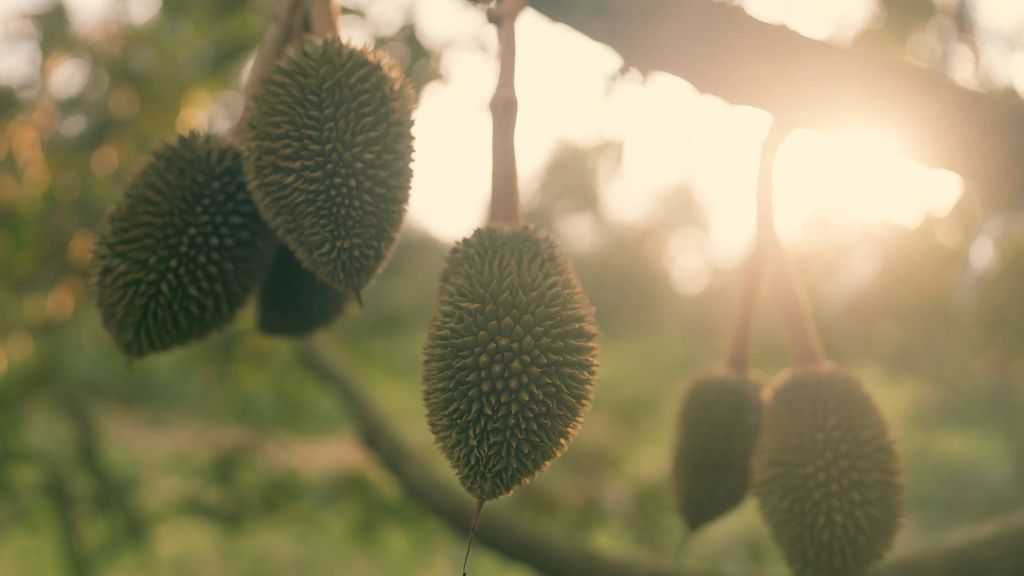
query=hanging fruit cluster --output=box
[670,126,905,576]
[89,1,910,574]
[92,7,413,356]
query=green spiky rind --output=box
[92,132,274,357]
[423,225,599,501]
[672,374,763,530]
[257,243,348,337]
[753,368,903,576]
[244,38,414,296]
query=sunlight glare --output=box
[664,228,713,296]
[406,3,966,272]
[408,8,621,242]
[773,130,964,238]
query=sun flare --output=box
[773,129,964,238]
[408,11,965,270]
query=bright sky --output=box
[4,0,1024,288]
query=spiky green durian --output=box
[244,37,414,298]
[672,373,763,530]
[753,368,903,576]
[257,243,348,337]
[92,132,273,357]
[423,225,598,501]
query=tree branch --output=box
[299,340,695,576]
[875,509,1024,576]
[527,0,1024,206]
[300,339,1024,576]
[45,469,94,576]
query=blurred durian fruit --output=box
[753,367,903,576]
[256,243,349,337]
[92,132,274,357]
[244,37,414,300]
[672,373,763,530]
[423,225,598,501]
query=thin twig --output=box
[486,0,528,225]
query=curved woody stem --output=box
[724,175,767,375]
[307,0,340,40]
[227,0,307,142]
[758,123,827,368]
[487,0,528,225]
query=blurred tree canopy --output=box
[0,0,1022,575]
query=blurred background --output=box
[1,0,1023,574]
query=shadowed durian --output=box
[672,373,763,530]
[423,225,598,501]
[257,243,348,337]
[753,368,903,576]
[92,132,273,357]
[244,37,414,298]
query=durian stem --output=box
[461,499,485,576]
[758,122,827,368]
[307,0,339,40]
[487,0,528,226]
[228,0,307,142]
[724,220,765,375]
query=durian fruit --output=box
[672,373,763,530]
[244,37,414,298]
[257,243,348,337]
[753,368,903,576]
[423,225,598,501]
[92,132,274,357]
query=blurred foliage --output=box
[0,0,1021,575]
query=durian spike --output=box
[757,123,827,368]
[487,0,528,225]
[461,499,485,576]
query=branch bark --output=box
[300,339,1024,576]
[299,340,696,576]
[875,510,1024,576]
[527,0,1024,207]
